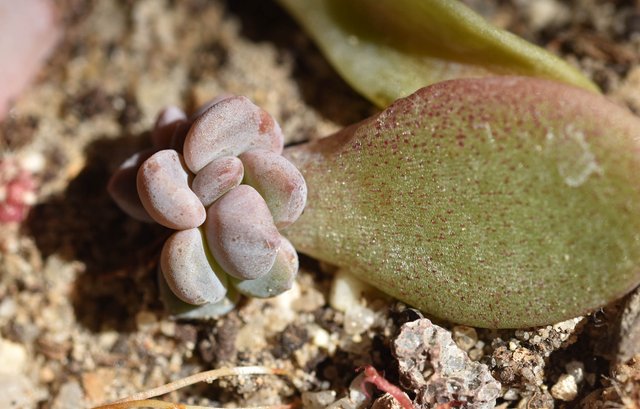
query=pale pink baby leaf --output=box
[205,185,280,280]
[107,149,155,222]
[183,96,284,173]
[191,156,244,207]
[137,149,205,230]
[150,106,188,149]
[234,236,298,298]
[161,228,228,305]
[239,149,307,229]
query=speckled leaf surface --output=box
[283,77,640,328]
[276,0,598,107]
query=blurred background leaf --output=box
[277,0,599,107]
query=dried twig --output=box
[92,366,291,409]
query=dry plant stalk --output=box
[92,366,292,409]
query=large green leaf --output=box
[276,0,599,107]
[283,77,640,328]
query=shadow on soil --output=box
[25,134,167,333]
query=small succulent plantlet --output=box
[109,3,640,330]
[111,80,640,329]
[108,96,307,319]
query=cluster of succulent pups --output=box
[108,96,307,318]
[104,0,640,330]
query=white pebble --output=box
[344,305,376,336]
[302,390,337,409]
[0,337,27,374]
[551,374,578,401]
[329,269,374,312]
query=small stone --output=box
[551,373,578,401]
[51,380,85,409]
[371,393,404,409]
[0,337,27,374]
[160,320,176,337]
[344,305,376,336]
[191,156,244,207]
[81,369,115,404]
[616,285,640,363]
[137,149,205,229]
[502,388,519,401]
[452,325,478,351]
[135,310,157,331]
[329,269,376,312]
[205,185,280,280]
[302,390,337,409]
[310,325,334,351]
[1,373,36,409]
[566,361,584,383]
[393,318,501,409]
[327,373,372,409]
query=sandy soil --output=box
[0,1,639,408]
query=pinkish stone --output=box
[0,158,37,223]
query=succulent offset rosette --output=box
[108,96,307,319]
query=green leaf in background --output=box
[283,77,640,328]
[276,0,599,107]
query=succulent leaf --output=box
[234,236,299,298]
[205,185,281,280]
[283,77,640,328]
[137,149,206,230]
[183,96,284,173]
[151,106,188,149]
[192,156,244,207]
[239,149,308,229]
[276,0,598,107]
[158,266,239,319]
[160,228,228,305]
[107,149,155,223]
